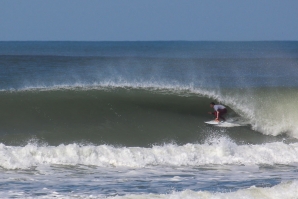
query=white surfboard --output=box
[216,122,241,127]
[204,120,241,127]
[204,120,220,125]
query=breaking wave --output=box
[1,137,298,170]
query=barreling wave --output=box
[0,82,298,145]
[1,137,298,170]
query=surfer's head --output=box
[210,102,215,108]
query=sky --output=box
[0,0,297,41]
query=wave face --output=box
[1,87,297,146]
[0,86,298,145]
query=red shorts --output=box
[213,108,227,118]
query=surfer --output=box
[208,102,227,122]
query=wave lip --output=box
[1,138,298,170]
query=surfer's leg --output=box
[219,115,226,121]
[218,109,227,121]
[218,113,225,121]
[213,111,218,120]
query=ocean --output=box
[0,41,298,198]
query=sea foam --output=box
[1,137,298,170]
[4,180,297,199]
[108,180,298,199]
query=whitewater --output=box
[1,137,298,170]
[0,41,298,198]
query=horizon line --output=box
[0,40,297,42]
